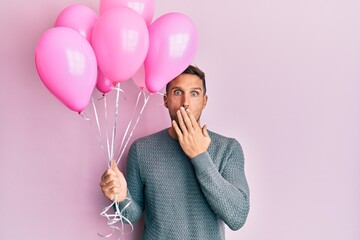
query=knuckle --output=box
[108,175,116,181]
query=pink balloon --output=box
[35,27,97,112]
[55,4,98,44]
[92,7,149,83]
[99,0,154,26]
[96,70,114,94]
[132,64,146,89]
[144,13,198,93]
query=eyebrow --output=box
[170,87,203,92]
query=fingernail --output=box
[180,107,185,111]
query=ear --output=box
[163,94,168,108]
[202,95,208,109]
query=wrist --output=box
[191,151,215,174]
[189,150,206,159]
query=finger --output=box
[102,180,121,190]
[101,179,122,195]
[101,168,115,181]
[111,159,122,176]
[100,174,120,185]
[100,181,113,190]
[104,188,121,201]
[186,108,200,130]
[172,120,183,139]
[202,124,210,137]
[180,107,193,131]
[111,159,117,170]
[102,173,118,185]
[103,168,116,177]
[107,193,115,201]
[176,109,188,134]
[101,170,109,180]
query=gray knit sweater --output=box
[118,129,249,240]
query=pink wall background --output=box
[1,0,359,239]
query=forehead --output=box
[168,74,203,90]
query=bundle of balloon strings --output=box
[82,84,151,239]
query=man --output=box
[100,65,250,240]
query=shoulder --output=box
[130,129,169,151]
[208,130,244,157]
[127,129,175,162]
[134,129,167,143]
[208,130,241,147]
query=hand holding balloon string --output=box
[98,160,133,237]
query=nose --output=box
[182,94,190,109]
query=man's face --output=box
[164,73,208,124]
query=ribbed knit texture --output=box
[118,129,249,240]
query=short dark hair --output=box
[166,65,206,94]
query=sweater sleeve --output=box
[191,139,250,230]
[116,142,144,223]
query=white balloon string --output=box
[97,226,122,239]
[121,91,142,150]
[157,91,165,96]
[103,94,111,167]
[79,111,90,121]
[117,91,151,164]
[80,109,108,162]
[91,97,108,162]
[110,83,122,161]
[93,86,152,238]
[155,91,168,107]
[98,196,134,239]
[116,91,142,164]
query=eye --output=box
[191,91,199,97]
[174,89,182,95]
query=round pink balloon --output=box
[132,64,146,89]
[99,0,154,26]
[92,7,149,83]
[144,13,198,93]
[55,4,98,44]
[96,69,114,94]
[35,27,97,112]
